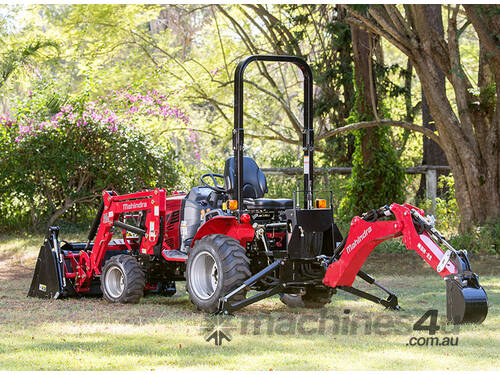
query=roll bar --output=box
[233,55,314,212]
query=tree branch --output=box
[316,119,443,147]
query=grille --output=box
[166,210,180,231]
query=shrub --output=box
[0,101,179,230]
[339,126,405,218]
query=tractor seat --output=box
[224,156,293,211]
[243,198,293,210]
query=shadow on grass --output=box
[0,328,444,370]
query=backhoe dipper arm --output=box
[323,203,488,324]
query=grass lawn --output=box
[0,232,498,370]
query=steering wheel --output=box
[200,173,227,193]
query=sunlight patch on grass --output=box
[0,232,498,370]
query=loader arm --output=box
[76,189,167,292]
[323,203,488,324]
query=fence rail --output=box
[261,165,450,212]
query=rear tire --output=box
[280,286,333,308]
[101,254,145,303]
[186,234,251,313]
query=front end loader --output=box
[28,55,488,325]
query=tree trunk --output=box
[417,5,449,198]
[345,4,500,229]
[351,25,378,166]
[47,198,74,228]
[342,24,405,215]
[412,56,498,229]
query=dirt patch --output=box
[0,264,33,281]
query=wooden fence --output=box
[261,165,451,212]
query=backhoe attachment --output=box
[323,203,488,324]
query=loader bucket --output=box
[28,227,74,299]
[446,275,488,324]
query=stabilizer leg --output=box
[218,260,282,314]
[339,270,400,310]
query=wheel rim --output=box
[190,250,219,300]
[106,265,125,298]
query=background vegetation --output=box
[0,6,498,370]
[0,5,498,253]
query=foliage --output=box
[449,221,500,255]
[0,39,59,90]
[415,175,499,255]
[339,126,405,217]
[279,5,357,166]
[0,82,180,229]
[434,175,460,233]
[423,175,499,255]
[339,70,405,218]
[0,4,491,236]
[266,151,300,198]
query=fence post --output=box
[322,174,328,190]
[425,168,437,213]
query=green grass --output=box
[0,232,498,370]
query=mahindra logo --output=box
[345,227,372,254]
[123,202,147,210]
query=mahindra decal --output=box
[123,201,147,210]
[345,226,372,254]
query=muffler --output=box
[28,227,75,299]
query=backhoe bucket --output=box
[28,227,73,299]
[446,274,488,324]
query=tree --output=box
[340,24,404,215]
[417,5,449,198]
[344,5,499,229]
[215,4,356,156]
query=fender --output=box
[191,216,255,248]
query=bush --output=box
[339,126,405,219]
[449,221,499,255]
[0,100,179,230]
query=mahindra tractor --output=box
[29,55,488,324]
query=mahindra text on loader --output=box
[28,55,488,324]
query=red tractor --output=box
[29,55,488,324]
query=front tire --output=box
[186,234,251,313]
[101,254,145,303]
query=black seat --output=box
[224,157,293,210]
[243,198,293,210]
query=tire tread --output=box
[101,254,145,304]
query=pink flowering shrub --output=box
[104,87,200,159]
[0,95,179,228]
